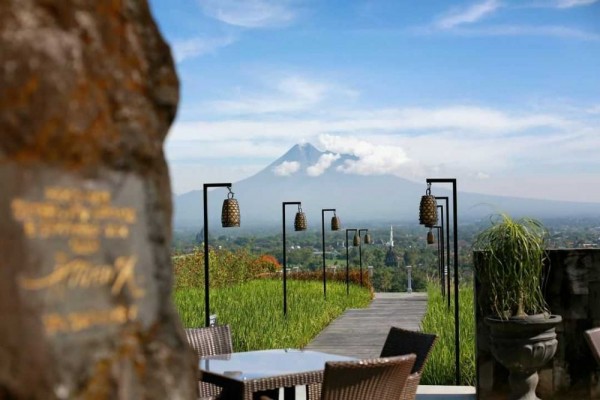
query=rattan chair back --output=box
[320,354,416,400]
[185,325,233,357]
[185,325,233,398]
[585,327,600,365]
[379,327,438,400]
[380,327,437,373]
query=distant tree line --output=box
[171,218,600,292]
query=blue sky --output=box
[148,0,600,203]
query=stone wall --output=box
[0,1,197,398]
[475,249,600,400]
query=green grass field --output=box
[420,282,476,386]
[172,250,474,386]
[174,279,372,351]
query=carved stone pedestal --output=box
[486,315,562,400]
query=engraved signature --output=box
[19,255,144,298]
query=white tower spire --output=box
[389,225,394,248]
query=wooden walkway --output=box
[304,292,428,359]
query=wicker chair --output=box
[186,325,233,399]
[379,327,438,400]
[585,327,600,365]
[320,354,416,400]
[260,355,415,400]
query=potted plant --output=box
[474,213,561,400]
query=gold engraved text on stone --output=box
[10,187,137,245]
[19,255,144,298]
[11,185,144,335]
[44,187,111,206]
[68,238,99,255]
[43,305,139,335]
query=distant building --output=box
[384,225,399,267]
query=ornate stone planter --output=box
[485,314,562,400]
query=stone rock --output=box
[0,1,197,399]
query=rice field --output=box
[174,279,372,351]
[420,282,476,386]
[172,249,474,386]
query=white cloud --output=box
[165,139,286,160]
[360,106,567,133]
[461,173,600,203]
[172,36,236,62]
[307,153,341,176]
[169,105,570,144]
[169,163,263,194]
[435,0,501,29]
[198,0,296,28]
[451,25,600,41]
[207,76,330,114]
[426,0,599,40]
[554,0,598,8]
[278,77,326,104]
[165,102,600,201]
[586,105,600,114]
[318,134,413,177]
[273,161,300,176]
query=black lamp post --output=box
[435,204,446,299]
[358,228,371,286]
[436,196,451,309]
[321,209,340,300]
[423,178,460,385]
[432,224,443,296]
[427,224,442,293]
[203,183,240,327]
[345,228,359,295]
[282,202,307,316]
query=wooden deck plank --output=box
[304,292,428,358]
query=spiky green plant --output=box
[473,213,549,319]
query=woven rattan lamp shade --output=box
[331,215,341,231]
[427,229,435,244]
[364,232,372,245]
[353,233,360,247]
[419,194,438,228]
[221,195,240,227]
[294,211,307,231]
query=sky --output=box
[148,0,600,203]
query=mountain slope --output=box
[173,143,600,229]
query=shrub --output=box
[252,254,281,273]
[172,248,277,290]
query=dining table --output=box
[198,348,356,400]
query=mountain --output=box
[173,143,600,230]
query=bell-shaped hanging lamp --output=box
[419,183,438,228]
[427,228,435,244]
[221,188,240,227]
[353,233,360,247]
[364,232,372,245]
[331,214,341,231]
[294,206,307,231]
